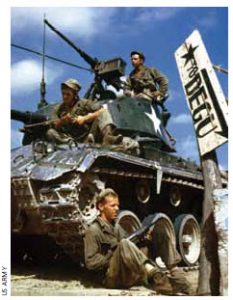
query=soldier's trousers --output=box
[104,228,181,289]
[104,239,149,288]
[152,223,181,269]
[88,109,115,142]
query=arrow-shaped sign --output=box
[175,30,228,156]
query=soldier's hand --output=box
[152,91,164,102]
[144,229,152,241]
[61,113,73,124]
[124,90,134,97]
[73,115,86,125]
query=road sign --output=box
[175,30,228,156]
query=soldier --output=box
[124,51,170,126]
[46,78,123,145]
[84,188,192,295]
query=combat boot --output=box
[169,267,192,295]
[85,133,95,144]
[148,268,173,295]
[102,125,123,145]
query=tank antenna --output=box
[38,14,48,109]
[213,64,228,75]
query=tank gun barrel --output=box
[44,19,98,69]
[11,109,47,124]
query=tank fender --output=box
[12,144,164,182]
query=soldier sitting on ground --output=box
[124,51,171,126]
[84,188,192,295]
[46,78,123,145]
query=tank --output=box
[11,19,209,268]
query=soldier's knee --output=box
[98,109,114,131]
[119,238,136,251]
[46,128,56,140]
[119,238,129,245]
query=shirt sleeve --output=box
[84,227,112,271]
[150,68,169,97]
[116,224,129,240]
[123,76,132,94]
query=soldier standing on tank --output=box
[46,79,123,145]
[124,51,170,126]
[84,188,192,295]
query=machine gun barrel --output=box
[44,19,98,69]
[11,109,47,124]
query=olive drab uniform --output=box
[46,99,114,143]
[84,216,182,289]
[125,65,168,101]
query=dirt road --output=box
[11,262,199,296]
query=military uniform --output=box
[84,216,182,289]
[125,65,168,101]
[46,99,114,143]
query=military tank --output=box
[11,19,207,268]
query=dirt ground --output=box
[11,262,199,296]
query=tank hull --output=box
[11,142,204,264]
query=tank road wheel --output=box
[174,214,201,266]
[169,186,182,207]
[146,213,176,270]
[116,210,142,235]
[136,179,151,204]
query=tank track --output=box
[163,265,199,274]
[44,220,85,262]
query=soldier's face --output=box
[62,88,76,106]
[99,195,119,223]
[131,54,144,68]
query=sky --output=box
[10,6,228,170]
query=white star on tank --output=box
[145,107,162,136]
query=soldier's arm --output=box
[84,227,112,271]
[123,77,134,97]
[73,107,105,125]
[151,68,168,98]
[50,104,66,129]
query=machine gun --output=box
[127,214,158,245]
[44,19,126,100]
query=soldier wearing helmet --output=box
[46,78,123,145]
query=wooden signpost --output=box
[175,30,228,295]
